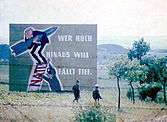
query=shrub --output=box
[74,104,116,122]
[156,92,166,104]
[126,88,132,100]
[138,82,162,101]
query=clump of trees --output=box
[139,56,167,102]
[109,38,167,110]
[123,60,148,103]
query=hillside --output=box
[97,44,128,54]
[97,44,128,65]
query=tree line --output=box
[109,38,167,110]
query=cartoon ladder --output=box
[27,63,48,91]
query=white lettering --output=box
[78,69,90,75]
[58,35,73,41]
[75,35,92,42]
[45,52,70,58]
[58,68,75,75]
[73,52,89,58]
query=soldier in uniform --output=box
[92,84,102,102]
[72,80,80,102]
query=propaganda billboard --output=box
[9,24,97,92]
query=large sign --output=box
[9,24,97,91]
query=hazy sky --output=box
[0,0,167,49]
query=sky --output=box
[0,0,167,49]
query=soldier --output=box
[72,80,80,102]
[92,84,102,102]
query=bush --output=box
[126,88,132,100]
[138,82,162,101]
[127,87,138,101]
[74,104,116,122]
[155,92,166,104]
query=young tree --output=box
[128,38,150,60]
[161,66,167,103]
[124,60,148,104]
[127,49,135,61]
[140,56,159,84]
[109,58,127,110]
[154,57,167,103]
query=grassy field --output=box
[0,84,167,122]
[0,64,167,122]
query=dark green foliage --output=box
[127,49,134,61]
[74,105,116,122]
[126,87,138,101]
[140,55,156,66]
[140,56,158,83]
[138,82,162,101]
[128,38,150,60]
[126,88,133,100]
[156,92,167,103]
[123,60,148,103]
[139,56,167,103]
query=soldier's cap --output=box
[76,80,79,83]
[95,84,99,87]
